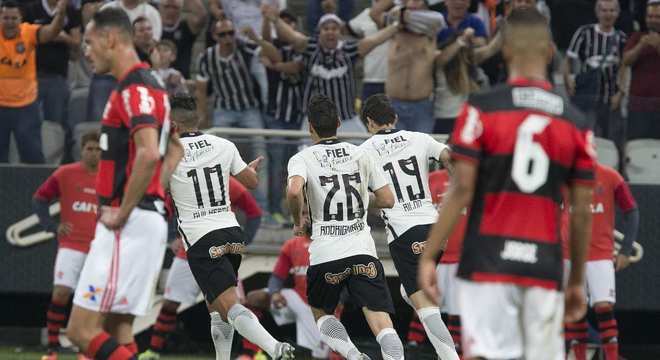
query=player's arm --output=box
[370,185,395,209]
[233,158,263,190]
[159,132,184,190]
[287,175,306,232]
[614,180,640,270]
[32,174,61,233]
[567,184,593,287]
[184,0,207,34]
[268,245,293,307]
[38,0,69,44]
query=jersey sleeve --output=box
[425,134,449,161]
[33,169,62,202]
[568,128,596,185]
[287,154,307,181]
[366,150,388,191]
[229,142,248,175]
[119,84,162,133]
[613,174,637,212]
[272,241,293,279]
[450,103,484,164]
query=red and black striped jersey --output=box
[97,63,171,207]
[452,78,596,290]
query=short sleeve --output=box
[119,84,160,131]
[425,134,449,161]
[342,40,359,62]
[272,241,293,279]
[624,32,641,52]
[450,103,484,163]
[229,142,248,175]
[196,52,210,82]
[613,174,637,212]
[287,153,307,181]
[33,170,62,201]
[22,23,41,48]
[566,26,586,60]
[568,128,596,185]
[366,150,388,191]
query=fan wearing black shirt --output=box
[159,0,206,78]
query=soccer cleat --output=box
[137,349,161,360]
[274,342,295,359]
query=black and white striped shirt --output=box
[567,24,627,103]
[266,40,304,124]
[197,41,261,111]
[302,37,359,121]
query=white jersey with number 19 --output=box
[287,139,389,265]
[169,132,248,249]
[360,129,448,243]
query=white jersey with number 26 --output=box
[287,139,389,265]
[169,132,248,249]
[360,129,448,243]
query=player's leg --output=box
[104,313,138,355]
[67,306,136,360]
[457,280,523,360]
[586,260,618,360]
[437,263,463,356]
[278,289,330,359]
[563,260,588,360]
[521,286,564,360]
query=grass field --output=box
[1,347,213,360]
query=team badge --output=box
[15,42,25,54]
[83,285,103,302]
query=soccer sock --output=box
[446,314,463,356]
[595,305,619,360]
[227,304,278,358]
[564,319,588,360]
[376,328,404,360]
[149,307,177,352]
[86,332,136,360]
[46,300,68,351]
[317,315,362,360]
[210,312,235,360]
[122,342,138,355]
[406,314,426,344]
[417,307,459,360]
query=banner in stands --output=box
[1,165,659,311]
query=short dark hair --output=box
[81,129,100,148]
[361,94,397,126]
[157,39,177,53]
[307,95,338,138]
[504,7,550,34]
[91,7,133,38]
[170,93,199,128]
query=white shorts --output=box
[271,289,329,359]
[457,280,564,360]
[436,263,459,315]
[53,248,87,289]
[164,257,201,305]
[564,260,616,306]
[73,208,167,316]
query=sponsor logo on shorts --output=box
[323,262,378,284]
[500,240,538,264]
[118,297,129,306]
[83,285,103,302]
[411,241,427,255]
[208,242,245,258]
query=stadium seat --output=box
[625,139,660,184]
[42,121,66,164]
[72,122,101,161]
[595,137,619,169]
[68,87,89,128]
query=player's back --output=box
[170,132,245,245]
[288,139,386,265]
[360,129,443,243]
[451,79,595,290]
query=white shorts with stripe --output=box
[564,259,616,306]
[164,257,201,305]
[436,263,459,315]
[73,208,167,316]
[53,248,87,289]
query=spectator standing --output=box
[306,0,354,33]
[159,0,205,78]
[133,16,155,63]
[266,8,399,133]
[102,0,162,40]
[0,0,69,163]
[622,0,660,139]
[24,0,81,163]
[564,0,627,143]
[437,0,488,45]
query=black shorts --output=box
[389,224,432,296]
[306,255,395,315]
[187,227,245,304]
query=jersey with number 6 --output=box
[287,139,389,265]
[169,132,248,249]
[452,78,596,291]
[360,129,447,243]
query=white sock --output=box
[227,304,278,357]
[417,307,459,360]
[376,328,404,360]
[317,315,362,360]
[210,312,234,360]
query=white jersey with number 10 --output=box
[360,129,448,243]
[287,139,389,265]
[169,132,248,249]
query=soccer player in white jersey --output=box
[287,94,404,360]
[166,94,295,360]
[359,94,459,360]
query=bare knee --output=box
[245,289,270,311]
[211,287,239,320]
[66,306,102,348]
[52,285,73,304]
[362,308,394,335]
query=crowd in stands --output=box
[1,0,659,221]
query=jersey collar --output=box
[180,131,204,138]
[118,62,150,83]
[316,138,340,145]
[508,77,552,90]
[376,128,400,135]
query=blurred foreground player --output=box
[419,8,596,360]
[564,162,639,360]
[66,8,184,360]
[33,131,101,360]
[166,94,295,359]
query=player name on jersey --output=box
[319,220,366,236]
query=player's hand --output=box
[418,257,440,302]
[248,156,265,172]
[271,292,287,309]
[564,284,587,322]
[57,222,73,236]
[99,206,127,230]
[615,254,631,271]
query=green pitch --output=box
[0,347,209,360]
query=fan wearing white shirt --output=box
[359,94,459,360]
[287,95,404,360]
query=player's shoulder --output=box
[117,65,166,93]
[597,163,624,182]
[56,162,84,176]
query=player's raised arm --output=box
[234,156,263,190]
